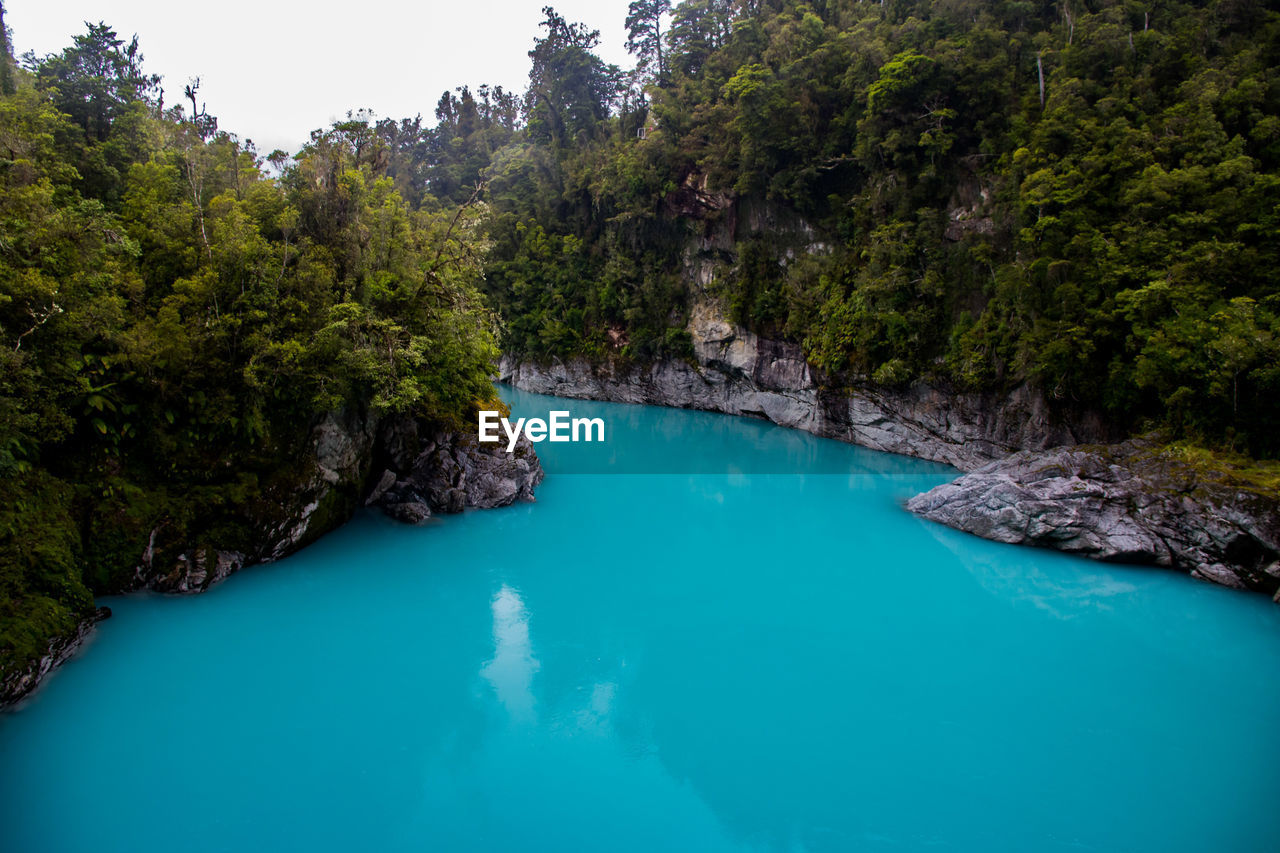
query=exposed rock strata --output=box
[906,441,1280,595]
[500,300,1107,472]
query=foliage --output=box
[525,7,624,152]
[7,0,1280,686]
[626,0,673,82]
[462,0,1280,460]
[0,24,500,684]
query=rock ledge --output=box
[906,440,1280,595]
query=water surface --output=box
[3,388,1279,852]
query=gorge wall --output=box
[501,298,1110,473]
[1,412,543,707]
[501,297,1278,599]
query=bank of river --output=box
[3,388,1278,852]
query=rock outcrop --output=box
[132,412,543,595]
[906,440,1280,595]
[3,409,543,707]
[367,418,543,519]
[501,299,1107,472]
[148,549,247,594]
[1,607,111,707]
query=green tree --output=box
[626,0,671,82]
[525,7,622,152]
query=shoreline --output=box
[1,420,544,710]
[499,304,1278,599]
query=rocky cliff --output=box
[2,410,543,707]
[134,411,543,594]
[501,299,1108,472]
[0,607,111,707]
[502,300,1278,598]
[907,441,1280,596]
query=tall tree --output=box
[27,22,159,142]
[625,0,671,82]
[525,6,621,151]
[665,0,735,76]
[0,2,15,96]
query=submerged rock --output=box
[906,440,1280,596]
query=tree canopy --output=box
[0,21,501,687]
[5,0,1280,689]
[469,0,1280,459]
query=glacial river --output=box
[3,387,1279,852]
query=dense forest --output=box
[466,0,1280,461]
[0,12,501,685]
[3,0,1279,686]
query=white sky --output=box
[5,0,638,156]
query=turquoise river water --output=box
[3,387,1279,852]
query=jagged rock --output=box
[1,607,110,707]
[906,440,1280,595]
[381,500,432,525]
[364,469,398,506]
[375,482,433,523]
[151,548,247,594]
[373,430,544,518]
[313,410,373,486]
[258,409,380,562]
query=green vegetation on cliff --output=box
[458,1,1280,458]
[0,20,499,687]
[6,0,1280,692]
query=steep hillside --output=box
[466,0,1280,457]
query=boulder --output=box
[906,440,1280,595]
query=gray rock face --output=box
[130,410,544,595]
[264,408,379,562]
[906,441,1280,595]
[501,300,1106,472]
[149,549,247,594]
[368,418,544,521]
[1,607,110,707]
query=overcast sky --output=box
[5,0,639,156]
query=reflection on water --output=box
[571,681,617,736]
[481,585,540,723]
[914,513,1143,620]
